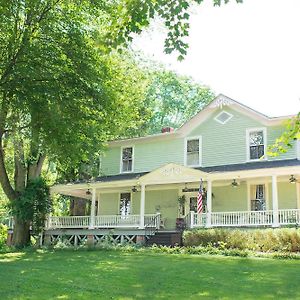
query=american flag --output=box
[197,179,203,214]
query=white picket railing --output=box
[190,209,300,228]
[46,214,159,229]
[48,216,90,229]
[278,209,300,225]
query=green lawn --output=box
[0,250,299,299]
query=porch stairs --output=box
[146,231,182,246]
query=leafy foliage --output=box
[10,178,51,234]
[268,113,300,156]
[137,67,214,135]
[108,0,243,60]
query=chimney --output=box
[161,127,174,133]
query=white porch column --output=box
[272,175,279,227]
[89,188,96,229]
[206,180,212,228]
[139,184,146,229]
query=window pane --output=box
[250,145,264,160]
[187,140,199,153]
[186,139,200,166]
[120,193,131,216]
[122,160,132,172]
[187,152,199,166]
[122,147,132,160]
[249,131,264,146]
[122,147,133,172]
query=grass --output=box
[0,250,300,299]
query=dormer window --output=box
[121,146,133,173]
[247,128,267,161]
[185,137,201,167]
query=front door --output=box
[120,193,131,216]
[251,184,266,211]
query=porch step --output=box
[146,231,182,247]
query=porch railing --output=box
[46,214,159,229]
[190,209,300,228]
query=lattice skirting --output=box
[42,233,142,247]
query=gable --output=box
[177,94,293,137]
[139,163,207,185]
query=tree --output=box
[0,0,244,247]
[139,68,214,134]
[0,1,148,246]
[268,113,300,156]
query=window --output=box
[247,129,266,161]
[185,137,201,166]
[120,193,131,216]
[121,147,133,173]
[214,110,233,124]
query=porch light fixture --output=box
[132,186,138,192]
[182,183,189,193]
[86,189,92,195]
[231,179,238,188]
[289,175,297,184]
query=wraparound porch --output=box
[50,163,300,232]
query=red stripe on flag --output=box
[197,180,203,214]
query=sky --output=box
[133,0,300,117]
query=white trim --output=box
[246,127,267,162]
[97,193,101,215]
[247,181,251,211]
[120,145,134,174]
[271,175,279,227]
[214,110,233,125]
[296,182,300,209]
[297,139,300,160]
[184,136,202,167]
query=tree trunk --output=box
[12,218,31,248]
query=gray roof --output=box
[94,159,300,183]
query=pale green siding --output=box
[144,189,178,229]
[100,107,297,175]
[189,107,296,167]
[189,108,261,166]
[267,126,297,160]
[212,184,248,212]
[100,147,120,176]
[268,182,298,209]
[99,193,119,215]
[134,140,183,173]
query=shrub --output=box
[182,228,300,253]
[0,224,7,249]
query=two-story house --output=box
[49,94,300,245]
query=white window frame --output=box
[120,145,134,173]
[246,127,267,162]
[184,136,202,167]
[214,110,233,125]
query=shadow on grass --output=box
[0,249,300,299]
